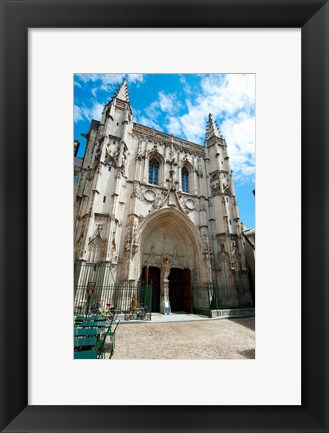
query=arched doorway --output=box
[169,268,192,313]
[138,207,204,314]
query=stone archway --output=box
[138,207,204,313]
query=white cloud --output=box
[74,101,104,123]
[158,92,181,113]
[180,102,207,144]
[127,74,144,83]
[144,101,160,120]
[168,74,255,183]
[141,91,182,130]
[200,74,255,115]
[166,116,183,136]
[74,79,82,88]
[89,102,104,120]
[221,113,255,183]
[75,73,144,91]
[179,75,192,95]
[137,115,160,131]
[74,105,84,123]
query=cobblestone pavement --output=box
[111,317,255,360]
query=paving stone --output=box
[109,317,255,360]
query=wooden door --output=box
[182,268,192,313]
[169,268,192,313]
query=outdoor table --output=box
[79,320,109,327]
[86,315,106,321]
[74,337,97,348]
[74,328,101,337]
[74,349,97,359]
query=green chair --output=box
[95,321,120,359]
[74,349,97,359]
[74,337,97,349]
[74,328,101,338]
[89,315,106,321]
[74,315,85,327]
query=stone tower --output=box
[205,114,252,308]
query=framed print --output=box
[31,31,298,404]
[1,0,328,432]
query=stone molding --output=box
[133,122,204,157]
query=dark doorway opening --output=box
[169,268,192,313]
[143,266,161,312]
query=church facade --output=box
[74,79,254,316]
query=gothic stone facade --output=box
[74,80,253,314]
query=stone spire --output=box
[102,77,132,123]
[114,77,130,103]
[205,113,222,141]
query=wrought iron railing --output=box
[74,262,152,318]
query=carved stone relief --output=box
[194,160,204,177]
[135,138,144,160]
[223,181,232,196]
[200,227,211,258]
[196,197,206,212]
[104,148,118,167]
[185,198,196,211]
[124,220,139,255]
[131,184,144,200]
[151,192,164,210]
[144,189,157,202]
[217,234,229,257]
[209,171,221,196]
[178,195,188,214]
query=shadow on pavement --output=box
[239,348,255,359]
[229,316,255,331]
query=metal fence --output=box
[74,263,251,319]
[192,271,251,316]
[192,285,211,317]
[74,262,152,318]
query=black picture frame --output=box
[1,1,328,432]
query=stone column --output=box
[160,256,171,314]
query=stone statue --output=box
[162,255,171,280]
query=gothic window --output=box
[148,159,159,185]
[182,167,189,193]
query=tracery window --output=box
[148,159,159,185]
[182,167,189,193]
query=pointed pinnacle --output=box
[205,113,221,140]
[115,78,130,103]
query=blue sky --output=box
[74,73,255,228]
